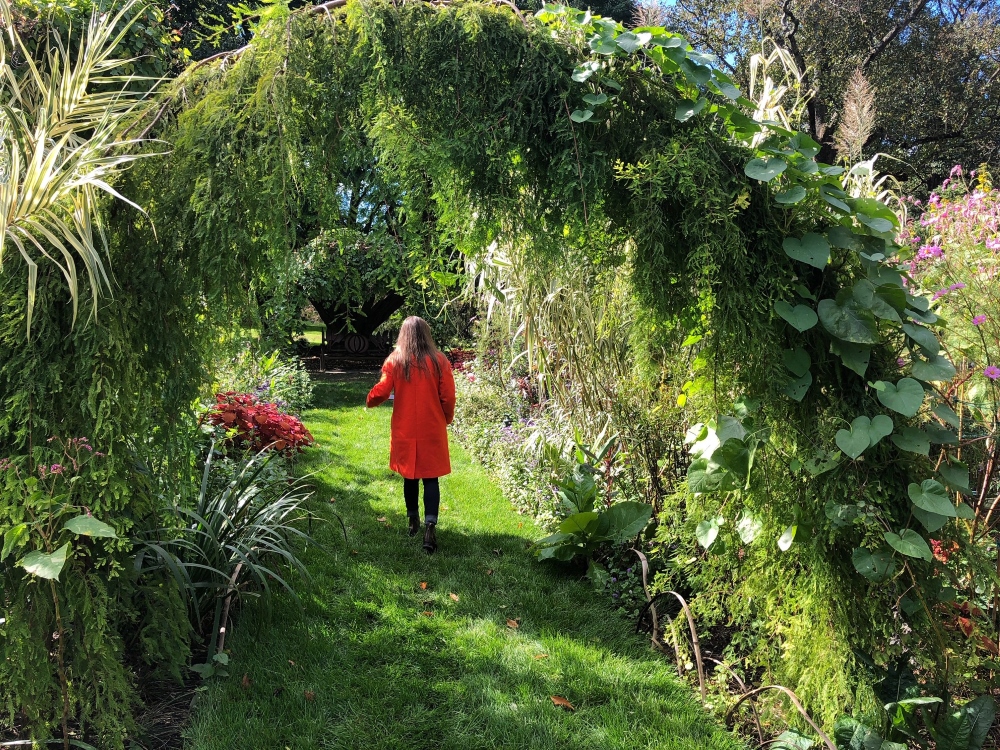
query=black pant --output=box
[404,478,440,524]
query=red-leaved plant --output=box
[202,392,314,455]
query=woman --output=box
[366,316,456,553]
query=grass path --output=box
[184,376,744,750]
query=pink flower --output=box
[984,365,1000,381]
[897,357,906,367]
[973,315,987,326]
[0,458,12,471]
[49,464,64,475]
[950,164,963,178]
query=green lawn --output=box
[184,376,744,750]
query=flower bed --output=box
[202,392,314,455]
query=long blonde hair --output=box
[387,316,443,381]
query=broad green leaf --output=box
[20,542,71,580]
[64,514,117,538]
[696,517,722,549]
[772,728,815,750]
[775,301,818,332]
[912,505,950,533]
[803,450,840,475]
[836,418,871,459]
[604,501,653,542]
[818,298,879,344]
[586,559,611,588]
[964,695,997,750]
[933,403,961,429]
[876,378,925,417]
[777,524,796,551]
[957,503,976,519]
[869,415,894,444]
[908,479,955,516]
[582,92,608,106]
[783,233,830,269]
[745,157,787,182]
[687,458,729,494]
[828,225,861,250]
[924,424,958,444]
[902,323,940,354]
[675,98,707,122]
[911,354,956,382]
[569,109,594,123]
[885,529,932,561]
[852,547,896,581]
[938,461,970,493]
[1,523,28,561]
[790,133,821,158]
[775,185,807,204]
[821,184,851,212]
[782,347,811,377]
[784,371,812,402]
[852,280,902,323]
[857,212,894,233]
[891,427,930,455]
[833,717,883,750]
[559,511,599,534]
[737,514,762,544]
[831,339,871,377]
[615,31,644,52]
[714,438,750,478]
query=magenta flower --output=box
[950,164,963,178]
[949,282,966,291]
[49,464,64,475]
[973,315,987,326]
[985,365,1000,381]
[897,357,906,367]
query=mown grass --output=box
[183,376,744,750]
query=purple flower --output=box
[949,282,966,291]
[950,164,963,178]
[611,577,617,583]
[973,315,987,326]
[985,365,1000,381]
[0,458,12,471]
[897,357,906,367]
[49,464,64,475]
[612,592,619,599]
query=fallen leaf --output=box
[304,690,315,702]
[288,660,295,666]
[486,569,494,576]
[350,550,359,555]
[493,548,503,557]
[551,695,575,711]
[506,618,520,629]
[329,497,336,504]
[420,581,428,590]
[449,593,460,602]
[518,522,523,528]
[377,516,387,523]
[241,673,251,689]
[534,654,549,659]
[422,611,434,617]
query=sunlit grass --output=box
[183,375,743,750]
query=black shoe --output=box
[408,517,420,537]
[423,523,437,554]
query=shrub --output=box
[202,393,315,455]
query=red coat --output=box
[366,354,456,479]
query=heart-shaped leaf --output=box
[908,479,956,517]
[885,529,932,561]
[782,347,811,377]
[876,378,924,417]
[852,280,902,323]
[64,514,117,538]
[745,157,788,182]
[615,31,644,52]
[818,298,879,344]
[831,339,871,377]
[825,501,859,527]
[784,370,813,401]
[912,506,950,533]
[902,323,940,355]
[775,185,807,205]
[891,427,930,455]
[2,524,28,562]
[827,225,861,249]
[924,424,958,445]
[775,301,818,332]
[783,233,830,269]
[852,547,896,581]
[911,354,956,382]
[836,417,872,459]
[737,514,762,544]
[821,184,851,212]
[696,517,722,549]
[857,213,895,233]
[582,92,608,106]
[933,403,961,429]
[20,542,71,580]
[790,133,821,158]
[569,109,594,123]
[675,97,707,122]
[869,414,894,444]
[938,460,970,493]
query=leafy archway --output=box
[111,0,966,731]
